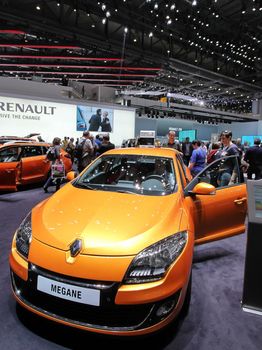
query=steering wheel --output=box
[142,174,164,182]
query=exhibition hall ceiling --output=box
[0,0,261,110]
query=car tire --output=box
[181,271,192,318]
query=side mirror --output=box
[66,171,77,182]
[190,182,216,196]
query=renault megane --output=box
[9,147,247,336]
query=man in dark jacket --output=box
[98,134,115,155]
[182,137,193,166]
[166,131,181,151]
[244,138,262,180]
[101,111,112,132]
[88,108,102,131]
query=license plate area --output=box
[37,275,100,306]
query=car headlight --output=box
[123,231,187,284]
[15,212,32,259]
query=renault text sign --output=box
[0,101,56,117]
[0,96,76,142]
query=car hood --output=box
[33,183,183,256]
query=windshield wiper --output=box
[75,183,98,190]
[115,189,140,195]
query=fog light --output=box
[156,299,176,317]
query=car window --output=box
[74,154,177,196]
[21,146,43,158]
[42,146,49,154]
[0,147,21,163]
[185,155,242,193]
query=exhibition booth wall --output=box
[135,117,262,142]
[0,88,261,147]
[0,94,136,146]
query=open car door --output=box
[0,163,18,191]
[0,146,21,191]
[184,155,247,244]
[19,145,48,184]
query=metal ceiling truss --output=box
[0,0,261,114]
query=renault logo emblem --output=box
[70,239,82,257]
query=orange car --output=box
[0,142,72,191]
[9,147,247,336]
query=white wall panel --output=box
[0,95,135,146]
[113,109,135,147]
[0,96,76,142]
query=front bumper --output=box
[9,235,193,336]
[11,264,182,335]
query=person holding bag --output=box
[43,137,64,193]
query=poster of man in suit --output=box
[76,105,113,132]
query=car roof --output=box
[0,141,50,147]
[104,147,180,157]
[0,136,34,141]
[2,140,35,145]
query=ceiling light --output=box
[36,5,40,10]
[192,0,197,6]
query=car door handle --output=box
[234,197,247,205]
[5,169,14,173]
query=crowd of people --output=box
[61,132,115,171]
[43,132,115,192]
[43,129,262,192]
[165,130,262,181]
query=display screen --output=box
[242,136,262,146]
[178,130,196,142]
[137,137,155,146]
[254,185,262,218]
[77,105,114,133]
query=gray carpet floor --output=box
[1,186,262,350]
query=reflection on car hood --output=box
[33,183,182,256]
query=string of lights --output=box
[0,0,261,112]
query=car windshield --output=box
[74,154,176,196]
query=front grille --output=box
[11,265,156,330]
